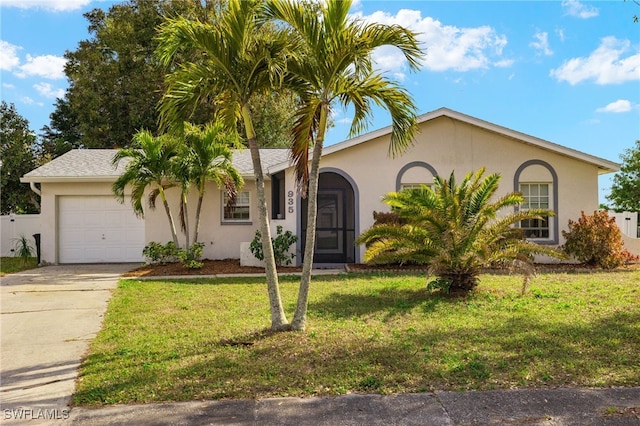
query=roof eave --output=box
[20,176,121,183]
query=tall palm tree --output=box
[356,168,564,292]
[182,121,243,244]
[265,0,423,330]
[156,0,291,330]
[112,130,181,247]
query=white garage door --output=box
[58,196,145,263]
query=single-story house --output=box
[21,107,619,265]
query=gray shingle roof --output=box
[21,148,291,182]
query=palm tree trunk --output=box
[193,186,204,243]
[291,103,329,330]
[159,187,180,247]
[182,192,191,249]
[242,105,289,330]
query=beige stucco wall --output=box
[34,116,607,265]
[313,116,602,263]
[37,181,130,264]
[144,177,299,261]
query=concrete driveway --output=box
[0,264,134,424]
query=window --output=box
[223,191,250,222]
[396,162,437,192]
[519,183,550,239]
[271,172,285,220]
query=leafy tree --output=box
[156,0,293,330]
[37,98,81,162]
[607,140,640,212]
[112,130,181,246]
[47,0,293,153]
[266,0,422,329]
[356,168,563,293]
[0,101,38,214]
[64,1,185,147]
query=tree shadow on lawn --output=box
[308,286,463,320]
[73,308,640,405]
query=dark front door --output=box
[301,172,355,264]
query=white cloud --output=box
[20,96,43,106]
[550,37,640,85]
[392,72,406,81]
[0,0,91,12]
[494,59,515,68]
[556,28,566,43]
[596,99,632,113]
[530,32,553,56]
[16,54,66,80]
[0,40,21,71]
[561,0,599,19]
[33,82,65,99]
[2,82,15,89]
[354,9,509,73]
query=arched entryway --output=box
[300,171,356,264]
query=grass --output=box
[73,270,640,406]
[0,256,38,276]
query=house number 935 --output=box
[287,190,294,214]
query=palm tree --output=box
[112,130,181,247]
[265,0,423,330]
[181,121,243,244]
[356,168,564,292]
[156,0,291,330]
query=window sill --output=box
[221,221,253,226]
[526,238,557,245]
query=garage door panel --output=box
[105,211,123,227]
[59,196,145,263]
[85,212,104,227]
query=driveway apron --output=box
[0,264,134,424]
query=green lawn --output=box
[0,256,38,276]
[73,270,640,406]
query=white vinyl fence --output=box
[609,211,640,257]
[1,214,41,257]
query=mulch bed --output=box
[123,259,639,278]
[123,259,303,277]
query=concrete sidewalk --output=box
[66,387,640,425]
[0,264,135,425]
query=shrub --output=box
[178,242,204,269]
[250,225,297,266]
[142,241,179,265]
[12,234,34,265]
[372,210,406,226]
[562,210,638,269]
[142,241,205,269]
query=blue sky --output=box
[1,0,639,203]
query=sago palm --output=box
[112,130,181,247]
[265,0,422,329]
[156,0,292,330]
[356,168,563,292]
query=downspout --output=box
[29,181,41,196]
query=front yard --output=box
[73,269,639,406]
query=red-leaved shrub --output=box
[562,210,638,269]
